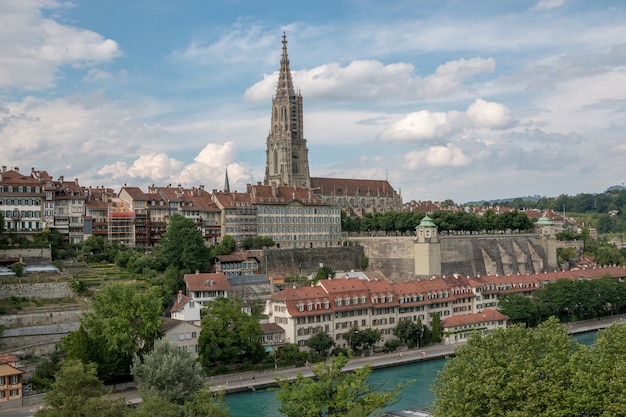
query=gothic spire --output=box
[276,32,295,97]
[224,166,230,192]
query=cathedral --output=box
[263,34,403,217]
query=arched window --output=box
[273,150,278,174]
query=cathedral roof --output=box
[310,177,399,197]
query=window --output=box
[10,375,19,384]
[10,389,19,396]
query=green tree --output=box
[307,331,335,356]
[11,262,25,277]
[498,293,540,327]
[157,214,210,273]
[132,338,206,405]
[430,313,442,343]
[358,327,382,354]
[131,395,181,417]
[182,387,232,417]
[62,283,162,382]
[432,317,576,417]
[276,354,410,417]
[314,265,335,282]
[557,246,577,269]
[36,359,127,417]
[393,319,422,347]
[198,297,265,368]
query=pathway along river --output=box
[226,331,597,416]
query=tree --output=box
[62,283,162,382]
[276,354,410,417]
[198,297,265,368]
[35,359,127,417]
[430,313,442,343]
[307,331,335,356]
[314,265,335,282]
[393,319,422,347]
[131,395,182,417]
[498,293,539,327]
[432,317,577,417]
[358,328,382,354]
[182,387,232,417]
[132,338,206,405]
[157,214,210,273]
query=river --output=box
[226,331,597,416]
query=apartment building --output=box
[212,190,257,245]
[184,272,232,307]
[249,184,342,249]
[0,167,44,234]
[264,266,626,351]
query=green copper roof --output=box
[536,216,554,226]
[417,215,438,228]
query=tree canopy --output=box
[432,317,626,417]
[157,213,210,273]
[62,283,162,382]
[131,338,206,405]
[35,359,128,417]
[198,297,265,369]
[276,354,410,417]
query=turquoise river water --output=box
[226,331,597,416]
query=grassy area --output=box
[0,296,80,314]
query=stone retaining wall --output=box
[0,281,73,300]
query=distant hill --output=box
[463,195,543,207]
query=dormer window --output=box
[360,295,366,304]
[371,296,378,304]
[307,302,313,311]
[335,298,342,306]
[297,302,304,312]
[387,294,393,303]
[324,300,330,309]
[352,296,358,305]
[344,297,350,306]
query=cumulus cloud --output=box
[244,57,494,102]
[0,94,171,175]
[378,99,512,142]
[0,0,121,90]
[420,58,496,98]
[404,144,471,169]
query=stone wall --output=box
[0,281,73,300]
[253,246,365,276]
[0,247,52,264]
[352,234,558,280]
[0,307,84,328]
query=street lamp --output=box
[349,330,359,351]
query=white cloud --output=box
[244,57,494,102]
[404,144,471,169]
[127,154,184,180]
[0,0,121,90]
[420,58,496,98]
[378,99,512,142]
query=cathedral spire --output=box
[264,33,311,189]
[277,32,295,98]
[224,166,230,192]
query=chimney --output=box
[14,166,19,173]
[75,178,79,185]
[1,166,6,173]
[177,290,183,303]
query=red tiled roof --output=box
[249,184,323,205]
[442,309,508,328]
[260,323,285,334]
[184,272,232,292]
[216,251,259,263]
[0,354,18,365]
[310,177,399,197]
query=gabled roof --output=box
[249,184,324,205]
[170,290,193,313]
[260,322,285,334]
[310,177,399,197]
[120,186,148,200]
[0,353,18,365]
[442,309,508,328]
[160,317,201,333]
[184,272,232,292]
[0,363,24,377]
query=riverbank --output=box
[207,313,626,394]
[3,314,624,415]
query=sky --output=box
[1,0,625,204]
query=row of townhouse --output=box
[263,266,626,350]
[0,166,341,249]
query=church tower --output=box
[264,33,311,188]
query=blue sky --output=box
[1,0,625,204]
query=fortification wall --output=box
[352,234,558,280]
[253,246,364,276]
[0,281,72,300]
[0,247,51,264]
